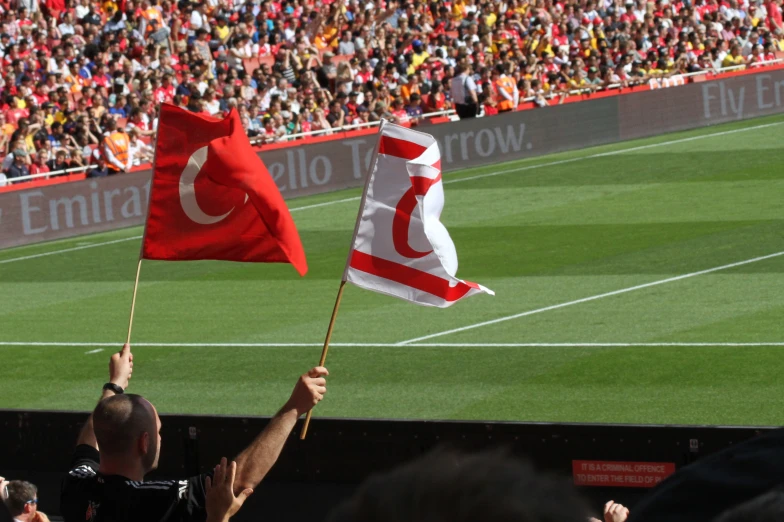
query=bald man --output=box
[60,344,328,522]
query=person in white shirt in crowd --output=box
[18,0,38,14]
[450,64,478,119]
[190,3,210,36]
[74,0,90,20]
[338,31,356,55]
[59,12,76,35]
[128,128,152,166]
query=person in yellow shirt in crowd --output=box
[312,6,342,51]
[578,36,594,57]
[411,40,430,70]
[570,69,590,90]
[535,35,554,58]
[41,103,56,127]
[0,112,14,139]
[485,8,497,27]
[722,45,746,68]
[102,0,118,15]
[214,15,232,45]
[451,0,466,21]
[747,5,762,27]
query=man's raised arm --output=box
[232,367,328,493]
[75,344,134,449]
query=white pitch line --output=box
[288,196,361,212]
[397,250,784,345]
[0,236,143,265]
[2,120,781,267]
[2,341,784,348]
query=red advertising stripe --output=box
[572,460,676,488]
[349,250,476,302]
[378,136,428,161]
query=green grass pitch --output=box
[2,114,784,426]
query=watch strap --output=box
[103,382,124,394]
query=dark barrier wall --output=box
[0,409,773,521]
[3,68,784,249]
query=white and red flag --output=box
[344,122,493,307]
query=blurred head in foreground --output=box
[714,489,784,522]
[327,449,591,522]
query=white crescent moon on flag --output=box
[178,146,235,225]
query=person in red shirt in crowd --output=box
[390,97,409,125]
[31,83,49,107]
[766,0,784,33]
[92,63,112,89]
[481,91,499,116]
[345,91,360,121]
[153,74,176,105]
[6,100,29,126]
[425,81,448,112]
[29,149,51,178]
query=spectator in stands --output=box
[327,449,593,522]
[723,45,747,67]
[6,149,30,181]
[481,91,499,116]
[87,156,109,178]
[101,119,132,174]
[493,65,518,113]
[4,480,50,522]
[47,150,69,175]
[450,64,478,119]
[405,94,424,126]
[0,0,779,176]
[29,150,50,178]
[128,128,153,166]
[60,344,328,522]
[326,99,345,128]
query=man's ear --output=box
[140,431,150,456]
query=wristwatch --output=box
[103,382,124,394]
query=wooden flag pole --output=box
[126,258,143,344]
[299,120,388,440]
[299,280,346,439]
[124,128,161,346]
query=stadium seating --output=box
[1,0,782,186]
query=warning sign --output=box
[572,460,676,488]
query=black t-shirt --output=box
[61,445,208,522]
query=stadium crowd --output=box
[0,0,782,182]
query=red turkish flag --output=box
[142,104,307,276]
